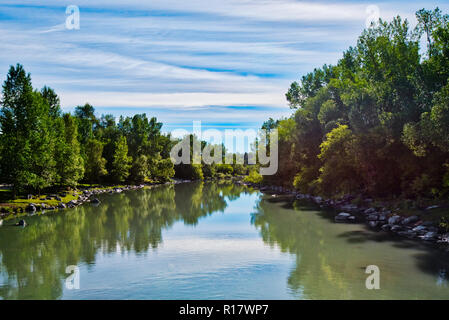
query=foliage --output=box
[265,8,449,199]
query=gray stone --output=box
[368,221,379,228]
[366,214,379,221]
[91,198,101,205]
[381,224,392,231]
[412,225,427,233]
[364,208,376,215]
[27,194,33,200]
[391,225,403,232]
[335,212,351,222]
[401,215,419,225]
[421,231,438,241]
[388,215,401,225]
[348,216,356,222]
[58,202,66,209]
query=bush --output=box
[244,170,263,184]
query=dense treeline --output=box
[0,64,248,197]
[0,64,176,197]
[263,8,449,200]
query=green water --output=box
[0,181,448,299]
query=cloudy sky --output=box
[0,0,447,133]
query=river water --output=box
[0,181,448,299]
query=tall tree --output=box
[111,136,132,184]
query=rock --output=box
[388,215,401,225]
[340,204,358,212]
[368,221,379,228]
[390,225,403,232]
[16,219,26,227]
[91,198,101,205]
[381,224,392,231]
[56,196,62,201]
[425,205,439,211]
[421,231,438,241]
[366,214,379,221]
[26,204,37,212]
[347,216,356,222]
[27,194,33,200]
[364,208,376,215]
[0,219,3,226]
[335,212,351,222]
[401,215,419,225]
[314,196,323,203]
[58,202,66,209]
[438,233,449,244]
[412,225,427,233]
[378,214,387,221]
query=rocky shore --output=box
[0,180,191,220]
[237,181,449,245]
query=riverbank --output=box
[0,180,194,222]
[237,180,449,246]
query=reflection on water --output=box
[0,182,448,299]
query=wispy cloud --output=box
[0,0,446,130]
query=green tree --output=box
[55,114,85,188]
[111,136,132,183]
[84,139,107,184]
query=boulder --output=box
[390,225,403,232]
[26,204,37,212]
[58,202,66,209]
[364,208,376,215]
[381,224,392,231]
[421,231,438,241]
[366,214,379,221]
[347,216,356,222]
[335,212,351,222]
[368,221,379,228]
[401,215,419,225]
[16,219,26,227]
[412,225,427,233]
[388,215,401,225]
[91,198,101,205]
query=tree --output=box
[84,139,107,184]
[55,114,84,188]
[111,136,132,184]
[0,64,56,195]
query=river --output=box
[0,181,448,299]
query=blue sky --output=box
[0,0,448,134]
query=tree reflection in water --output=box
[0,181,250,299]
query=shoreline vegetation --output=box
[252,8,449,237]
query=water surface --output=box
[0,181,448,299]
